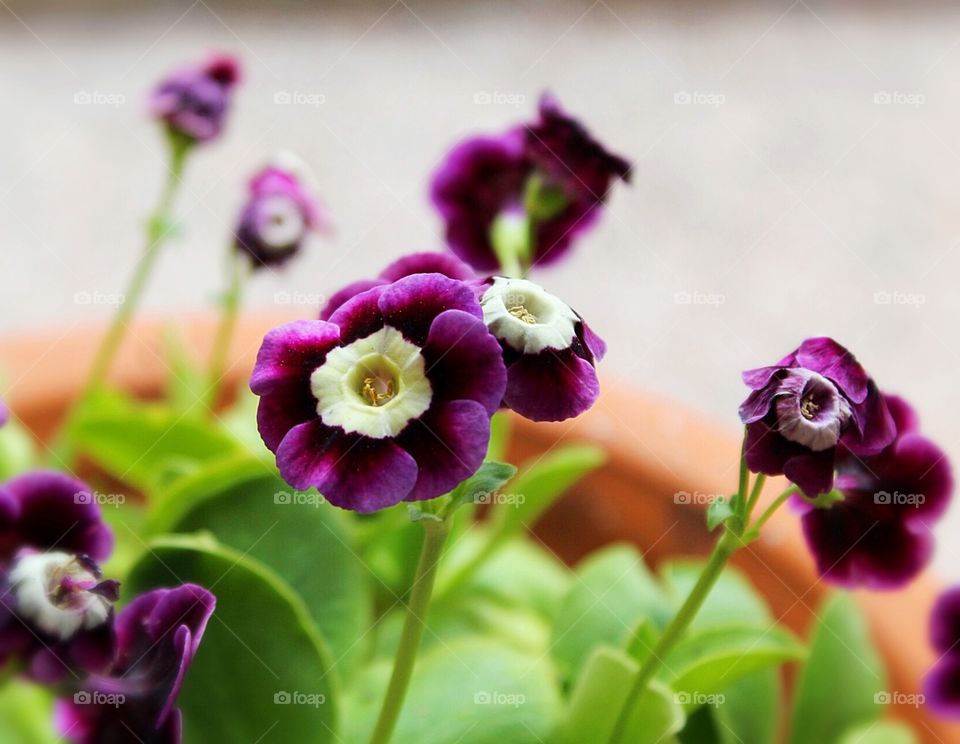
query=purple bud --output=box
[149,53,241,144]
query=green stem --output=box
[367,517,451,744]
[204,251,248,413]
[745,473,767,515]
[83,138,190,396]
[748,485,796,537]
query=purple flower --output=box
[480,277,605,422]
[430,95,630,272]
[251,273,507,512]
[925,587,960,717]
[320,251,475,320]
[796,395,952,589]
[739,337,896,498]
[149,53,241,144]
[57,584,216,744]
[0,399,8,428]
[235,152,327,269]
[0,472,117,682]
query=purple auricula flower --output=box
[0,471,117,682]
[0,399,8,428]
[57,584,216,744]
[251,273,507,512]
[430,95,630,272]
[796,394,952,589]
[925,587,960,717]
[480,277,605,422]
[235,152,328,269]
[319,251,476,320]
[739,337,896,498]
[149,53,241,144]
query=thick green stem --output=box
[204,251,248,413]
[83,139,189,395]
[367,517,451,744]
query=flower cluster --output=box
[0,471,213,743]
[234,152,327,269]
[925,587,960,717]
[431,94,630,272]
[149,53,241,144]
[740,338,952,589]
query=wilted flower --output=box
[430,94,630,272]
[480,277,605,422]
[251,273,507,512]
[235,152,327,269]
[320,251,475,320]
[149,53,241,144]
[925,586,960,717]
[739,337,896,498]
[797,395,951,588]
[57,584,216,744]
[0,472,117,682]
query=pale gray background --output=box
[2,0,960,577]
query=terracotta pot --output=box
[2,314,957,743]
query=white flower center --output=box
[259,195,305,250]
[9,552,112,640]
[775,371,852,451]
[481,277,578,354]
[311,326,432,438]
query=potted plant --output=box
[0,53,957,744]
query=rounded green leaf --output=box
[125,535,340,743]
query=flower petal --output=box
[328,285,387,345]
[320,279,386,321]
[249,320,340,396]
[379,273,482,346]
[931,587,960,655]
[795,337,869,404]
[380,252,475,282]
[503,348,599,422]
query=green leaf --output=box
[788,594,886,744]
[660,561,772,631]
[125,535,340,743]
[447,461,517,513]
[346,639,562,744]
[162,326,208,415]
[486,410,513,462]
[625,617,660,665]
[838,721,917,744]
[706,497,736,531]
[148,456,371,678]
[662,624,804,710]
[713,668,782,744]
[551,544,672,683]
[0,417,36,480]
[70,392,242,494]
[0,682,58,743]
[554,646,684,744]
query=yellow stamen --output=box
[508,305,538,324]
[362,377,395,406]
[800,395,819,420]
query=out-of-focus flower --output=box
[57,584,216,744]
[0,399,8,428]
[0,472,116,682]
[480,277,605,422]
[320,251,475,320]
[251,273,507,512]
[149,53,241,144]
[739,337,896,498]
[797,395,951,588]
[925,586,960,717]
[430,94,630,272]
[235,152,327,269]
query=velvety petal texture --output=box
[926,587,960,718]
[148,53,240,144]
[798,395,952,589]
[253,273,507,512]
[58,584,215,744]
[739,337,895,498]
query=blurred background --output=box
[2,0,960,577]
